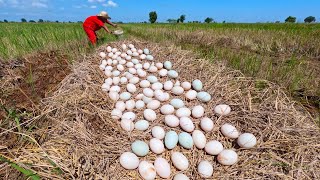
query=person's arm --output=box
[106,19,117,27]
[102,25,111,34]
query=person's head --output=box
[97,11,111,22]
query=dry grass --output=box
[1,39,319,179]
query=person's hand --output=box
[114,24,118,28]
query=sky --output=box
[0,0,319,23]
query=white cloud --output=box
[31,2,47,8]
[0,0,48,8]
[90,5,97,9]
[102,0,117,7]
[88,0,105,3]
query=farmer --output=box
[83,11,117,45]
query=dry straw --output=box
[1,39,319,179]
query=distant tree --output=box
[55,20,59,23]
[285,16,296,23]
[204,17,214,23]
[29,20,36,23]
[38,19,44,23]
[304,16,316,23]
[149,11,157,23]
[21,18,27,22]
[275,21,280,23]
[4,19,8,23]
[167,19,177,23]
[178,15,186,23]
[222,20,226,23]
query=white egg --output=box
[171,152,189,171]
[125,72,134,79]
[108,52,113,58]
[173,174,189,180]
[135,63,143,69]
[146,55,154,61]
[99,64,106,71]
[154,157,170,178]
[217,149,238,165]
[170,99,184,109]
[132,52,139,57]
[151,82,163,90]
[140,80,151,88]
[164,115,180,127]
[214,104,231,116]
[132,140,149,157]
[115,101,126,112]
[178,132,193,149]
[120,53,127,58]
[180,117,195,132]
[181,82,191,90]
[120,77,128,84]
[126,83,137,93]
[105,78,113,85]
[164,131,178,149]
[112,48,118,53]
[120,152,139,170]
[197,92,212,102]
[176,108,191,118]
[107,59,113,65]
[159,69,168,77]
[156,62,163,69]
[160,104,175,115]
[137,69,147,78]
[192,130,207,149]
[135,100,145,109]
[112,77,120,85]
[185,90,198,100]
[111,109,122,120]
[131,48,137,52]
[101,83,110,92]
[129,68,137,75]
[138,161,156,180]
[163,93,170,101]
[101,59,108,66]
[171,86,184,95]
[200,117,214,132]
[127,50,133,55]
[106,46,112,52]
[164,81,174,91]
[221,123,239,139]
[125,100,135,111]
[142,96,153,104]
[109,91,119,101]
[121,44,127,50]
[143,88,154,98]
[112,70,121,77]
[132,58,139,64]
[147,100,161,110]
[205,140,224,155]
[151,126,165,139]
[120,92,131,101]
[148,65,158,73]
[104,70,112,77]
[135,93,144,100]
[125,55,132,60]
[110,85,120,92]
[198,160,213,178]
[147,75,158,83]
[149,138,165,154]
[143,62,150,70]
[105,65,113,71]
[120,59,126,64]
[112,55,118,61]
[192,79,203,91]
[164,61,172,70]
[168,70,178,78]
[237,133,257,149]
[120,119,134,132]
[140,54,146,60]
[192,105,205,118]
[144,109,157,121]
[129,77,140,84]
[135,120,149,131]
[174,81,180,86]
[138,49,143,54]
[128,44,134,49]
[126,62,134,68]
[143,48,150,55]
[121,112,136,121]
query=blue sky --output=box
[0,0,319,22]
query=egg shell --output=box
[135,100,145,109]
[112,77,120,85]
[156,62,163,69]
[198,160,213,178]
[164,115,180,127]
[137,69,147,78]
[112,59,118,64]
[173,174,189,180]
[164,131,178,149]
[176,108,191,118]
[149,138,165,154]
[171,86,184,95]
[185,90,198,100]
[121,112,136,121]
[205,140,224,155]
[159,69,168,77]
[192,105,205,118]
[140,54,146,60]
[217,149,238,165]
[115,101,126,111]
[138,161,156,180]
[110,85,120,92]
[140,80,151,88]
[126,62,134,68]
[143,48,150,55]
[179,132,194,149]
[125,100,136,111]
[99,52,106,58]
[147,100,161,110]
[135,120,149,131]
[106,59,113,65]
[132,52,139,57]
[143,62,150,70]
[120,152,139,170]
[200,117,214,132]
[120,77,128,84]
[99,64,106,71]
[164,61,172,70]
[105,78,113,85]
[121,44,127,50]
[221,123,239,139]
[143,88,154,98]
[120,92,131,101]
[129,77,140,84]
[170,99,184,109]
[132,140,149,157]
[181,82,191,90]
[168,70,178,78]
[108,52,113,58]
[197,91,212,102]
[160,104,175,115]
[214,104,231,116]
[144,109,157,121]
[106,46,112,52]
[132,58,139,64]
[121,53,127,58]
[129,68,137,74]
[105,65,113,71]
[135,63,143,69]
[237,133,257,149]
[128,44,134,49]
[104,70,112,77]
[151,126,165,139]
[120,119,134,132]
[119,59,126,65]
[171,152,189,171]
[125,72,134,79]
[101,83,110,92]
[154,157,171,178]
[131,48,137,52]
[192,130,207,149]
[127,84,137,93]
[146,55,154,61]
[111,109,122,120]
[142,96,153,104]
[125,55,132,60]
[148,65,157,72]
[192,79,203,91]
[164,81,174,91]
[135,93,144,100]
[138,49,143,54]
[127,50,133,55]
[174,81,180,86]
[180,117,195,132]
[109,91,119,101]
[151,82,163,90]
[111,48,118,53]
